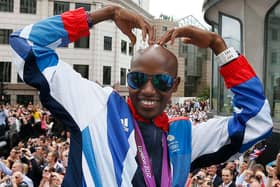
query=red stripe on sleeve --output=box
[61,7,90,42]
[219,55,256,88]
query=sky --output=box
[149,0,209,27]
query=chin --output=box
[140,112,158,120]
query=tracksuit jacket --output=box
[9,7,273,187]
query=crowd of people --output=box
[165,99,209,123]
[0,103,69,187]
[186,153,280,187]
[0,102,278,187]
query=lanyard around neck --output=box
[133,119,171,187]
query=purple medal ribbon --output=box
[133,119,171,187]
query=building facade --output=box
[203,0,280,162]
[0,0,211,106]
[0,0,155,105]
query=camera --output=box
[197,175,204,180]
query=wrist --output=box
[210,33,227,55]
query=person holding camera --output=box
[0,161,33,187]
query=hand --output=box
[266,165,275,177]
[90,5,154,45]
[157,25,227,55]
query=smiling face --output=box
[128,45,180,119]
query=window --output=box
[17,75,24,83]
[129,43,134,56]
[162,26,168,31]
[75,3,90,11]
[219,14,242,114]
[53,1,69,15]
[121,40,127,54]
[73,65,89,79]
[104,36,112,51]
[221,14,242,52]
[271,52,278,64]
[20,0,36,14]
[0,95,10,104]
[103,66,111,85]
[120,68,126,85]
[265,2,280,121]
[0,62,11,82]
[17,95,33,106]
[271,28,278,41]
[0,0,13,12]
[74,36,89,48]
[0,29,12,44]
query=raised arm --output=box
[159,26,273,169]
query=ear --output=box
[172,77,180,92]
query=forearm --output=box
[89,5,116,25]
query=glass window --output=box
[219,14,242,114]
[0,95,10,105]
[0,29,12,44]
[221,14,242,52]
[103,66,111,85]
[74,36,89,48]
[211,25,219,112]
[17,95,33,106]
[53,1,69,15]
[271,28,278,41]
[75,3,90,11]
[17,75,24,83]
[121,40,127,54]
[162,26,168,31]
[129,43,134,56]
[73,65,89,79]
[104,36,112,51]
[0,62,11,82]
[20,0,36,14]
[265,2,280,121]
[0,0,13,12]
[120,68,126,85]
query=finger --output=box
[170,29,178,45]
[147,25,155,45]
[158,30,172,45]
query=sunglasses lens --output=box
[153,74,174,91]
[127,72,147,89]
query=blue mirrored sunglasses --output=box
[127,71,176,92]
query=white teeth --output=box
[141,100,155,105]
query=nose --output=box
[140,79,157,95]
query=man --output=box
[9,4,272,187]
[45,151,65,174]
[207,165,222,187]
[221,168,236,187]
[0,161,33,187]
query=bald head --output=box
[131,45,178,76]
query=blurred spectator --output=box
[220,168,236,187]
[0,160,33,187]
[207,165,222,187]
